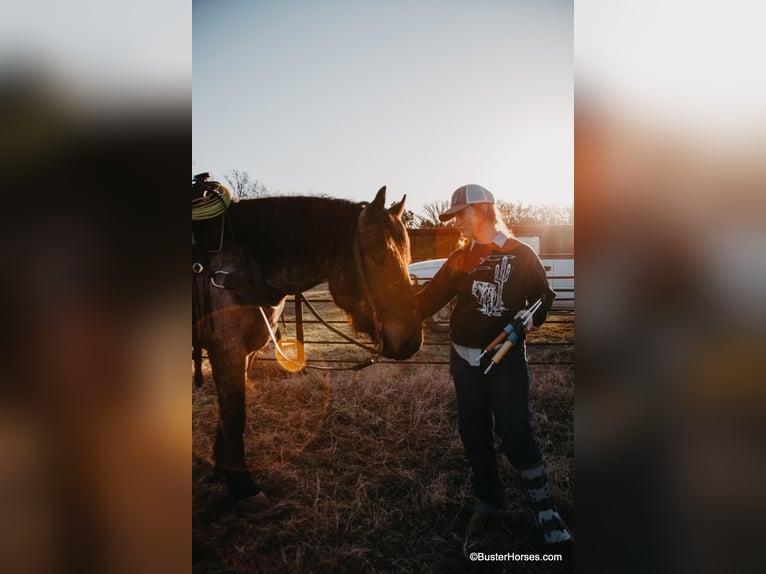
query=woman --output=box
[416,184,572,546]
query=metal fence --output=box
[261,288,574,368]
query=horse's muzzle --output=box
[382,330,422,360]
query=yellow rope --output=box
[192,182,233,221]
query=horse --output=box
[192,186,423,507]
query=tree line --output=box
[402,199,572,227]
[219,169,572,227]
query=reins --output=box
[350,218,384,357]
[257,213,383,371]
[300,294,377,354]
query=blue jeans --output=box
[450,345,543,510]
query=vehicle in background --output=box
[408,258,454,331]
[408,238,574,331]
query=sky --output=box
[193,0,572,216]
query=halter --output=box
[350,214,385,356]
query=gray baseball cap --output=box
[438,184,495,221]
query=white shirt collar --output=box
[470,229,512,251]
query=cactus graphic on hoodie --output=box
[470,255,512,317]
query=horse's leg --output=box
[207,346,263,503]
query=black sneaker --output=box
[463,512,500,561]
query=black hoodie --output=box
[416,236,556,349]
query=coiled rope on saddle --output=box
[192,182,233,221]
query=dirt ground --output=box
[193,289,573,573]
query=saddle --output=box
[192,172,229,385]
[192,173,231,252]
[192,172,214,200]
[192,173,282,385]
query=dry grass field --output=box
[193,287,574,573]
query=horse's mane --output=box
[227,196,363,277]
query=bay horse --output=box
[192,186,423,507]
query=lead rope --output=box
[299,294,378,353]
[350,226,384,356]
[258,306,376,372]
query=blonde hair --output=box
[472,203,513,237]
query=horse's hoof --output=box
[235,491,271,513]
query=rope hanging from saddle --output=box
[192,180,232,220]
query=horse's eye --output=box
[367,250,388,266]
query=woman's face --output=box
[455,206,475,239]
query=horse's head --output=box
[329,186,423,360]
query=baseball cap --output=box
[438,184,495,221]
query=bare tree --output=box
[411,198,571,229]
[224,169,267,199]
[389,200,416,228]
[415,200,454,228]
[496,200,572,226]
[401,210,416,228]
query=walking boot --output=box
[519,462,573,545]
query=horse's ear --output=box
[370,186,387,211]
[388,194,407,219]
